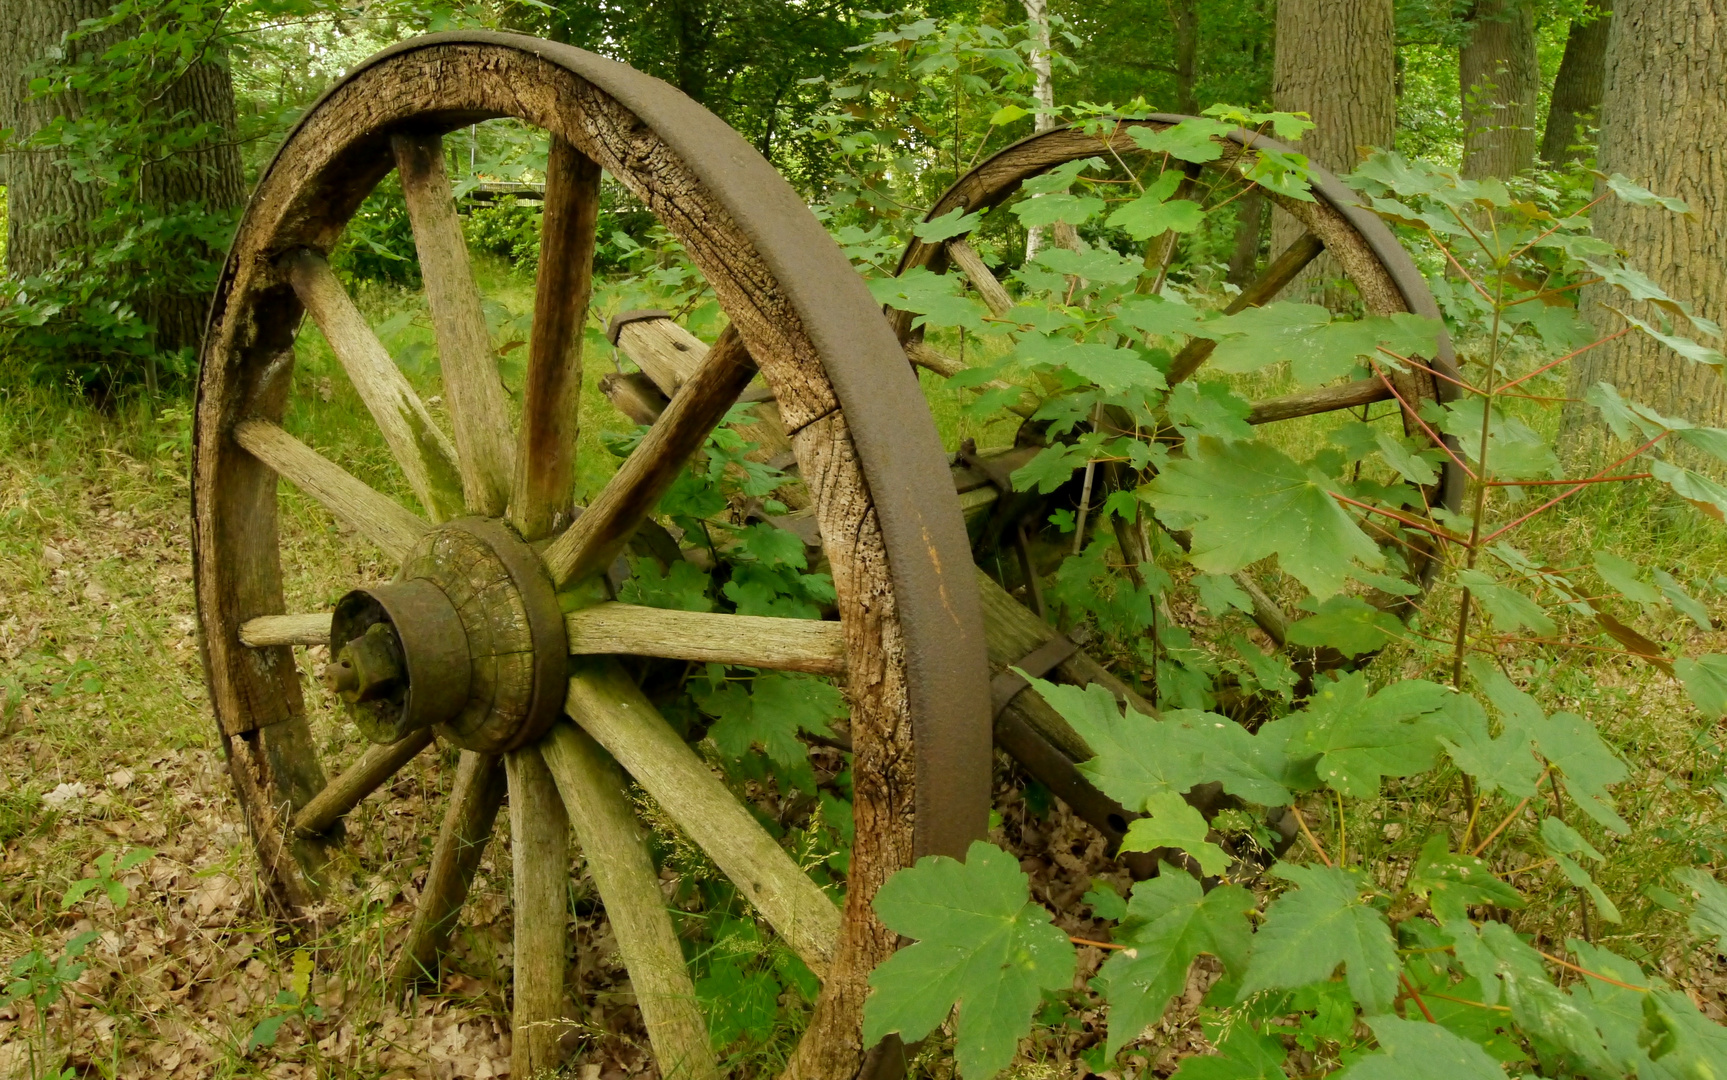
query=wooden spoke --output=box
[566,603,845,674]
[564,658,840,973]
[239,612,331,647]
[1246,377,1392,426]
[392,751,506,991]
[512,137,601,541]
[233,419,431,561]
[284,249,464,522]
[393,132,516,517]
[505,746,573,1075]
[292,729,434,837]
[541,326,757,588]
[945,238,1013,317]
[541,722,719,1080]
[611,313,709,396]
[1165,231,1327,385]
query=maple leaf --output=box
[1337,1016,1504,1080]
[1285,595,1404,658]
[864,841,1076,1080]
[1407,834,1524,923]
[1263,672,1450,799]
[1146,437,1384,598]
[1237,862,1401,1013]
[1096,869,1254,1055]
[1119,792,1231,876]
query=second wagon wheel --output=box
[895,118,1465,653]
[192,31,990,1080]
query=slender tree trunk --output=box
[1171,0,1199,115]
[1538,0,1612,165]
[1024,0,1056,260]
[1565,0,1727,443]
[1270,0,1395,302]
[1460,0,1540,178]
[1226,188,1267,287]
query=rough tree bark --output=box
[1565,0,1727,441]
[1171,0,1199,116]
[0,1,244,367]
[1270,0,1395,301]
[1460,0,1540,179]
[1538,0,1612,165]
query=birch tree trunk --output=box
[1023,0,1057,260]
[1565,0,1727,445]
[1538,0,1612,166]
[1460,0,1540,179]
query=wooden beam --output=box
[564,658,839,973]
[239,612,332,647]
[1246,376,1391,425]
[541,722,719,1080]
[506,746,573,1074]
[394,132,516,517]
[232,419,430,561]
[284,249,464,522]
[945,239,1013,317]
[566,603,845,674]
[392,751,506,991]
[292,729,434,836]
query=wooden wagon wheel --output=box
[895,118,1465,611]
[192,31,990,1080]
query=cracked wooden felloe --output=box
[196,32,1458,1080]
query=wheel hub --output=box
[325,517,568,753]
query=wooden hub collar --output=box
[327,517,568,753]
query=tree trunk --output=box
[1,0,116,280]
[1460,0,1540,179]
[1269,0,1395,302]
[1226,187,1268,287]
[138,54,246,357]
[1172,0,1199,115]
[1565,0,1727,442]
[1538,0,1612,165]
[0,2,245,377]
[1023,0,1057,261]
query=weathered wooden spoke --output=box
[394,132,516,516]
[284,250,464,522]
[565,603,846,673]
[392,750,506,991]
[197,33,984,1080]
[505,747,572,1075]
[232,419,431,560]
[511,136,601,541]
[564,659,842,974]
[542,722,719,1080]
[541,325,757,588]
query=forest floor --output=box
[3,273,1727,1078]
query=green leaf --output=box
[1194,573,1255,617]
[1676,655,1727,718]
[1169,1025,1290,1079]
[1605,173,1689,212]
[1109,193,1205,241]
[1146,437,1384,598]
[1084,880,1127,922]
[1374,430,1439,486]
[696,958,782,1047]
[1020,157,1105,195]
[1450,920,1616,1069]
[1016,333,1167,395]
[1337,1016,1505,1080]
[1117,294,1212,339]
[1528,711,1629,834]
[1120,792,1230,876]
[1127,120,1232,163]
[1653,458,1727,522]
[1540,816,1603,862]
[1654,569,1712,631]
[1167,382,1254,443]
[1554,853,1623,922]
[1455,569,1556,637]
[1675,868,1727,949]
[1030,679,1204,807]
[700,673,842,789]
[865,841,1077,1080]
[247,1014,287,1052]
[1034,246,1144,285]
[990,104,1030,126]
[867,267,991,331]
[1012,193,1106,228]
[1646,989,1727,1079]
[1594,550,1661,604]
[912,207,985,243]
[1097,869,1255,1055]
[1615,309,1726,369]
[1408,834,1525,923]
[1010,443,1090,495]
[1237,862,1400,1013]
[1285,595,1404,658]
[1269,672,1450,799]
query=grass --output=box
[3,255,1727,1079]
